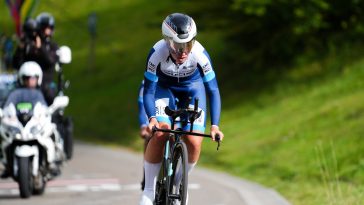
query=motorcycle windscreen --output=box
[16,102,33,126]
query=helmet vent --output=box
[178,33,189,39]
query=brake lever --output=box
[152,126,158,134]
[215,134,221,151]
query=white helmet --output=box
[162,13,197,54]
[18,61,43,86]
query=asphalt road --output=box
[0,142,291,205]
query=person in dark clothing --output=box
[12,13,59,105]
[1,35,14,70]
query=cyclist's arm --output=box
[197,49,221,126]
[204,75,221,126]
[138,81,148,127]
[143,77,158,120]
[143,48,159,120]
[204,75,224,141]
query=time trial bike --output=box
[152,97,220,205]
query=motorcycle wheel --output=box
[18,157,33,198]
[63,117,74,160]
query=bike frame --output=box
[155,118,188,204]
[153,98,220,204]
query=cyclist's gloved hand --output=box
[148,117,159,133]
[211,125,224,142]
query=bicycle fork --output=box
[166,136,184,201]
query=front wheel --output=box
[155,159,167,205]
[168,142,188,205]
[17,157,33,198]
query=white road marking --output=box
[0,178,200,195]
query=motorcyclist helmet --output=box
[162,13,197,55]
[36,12,55,31]
[22,18,38,38]
[18,61,43,86]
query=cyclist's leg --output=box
[181,82,207,164]
[144,84,177,163]
[140,85,176,204]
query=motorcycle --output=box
[0,45,72,198]
[0,95,69,198]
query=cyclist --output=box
[13,12,59,105]
[138,80,150,190]
[139,13,224,205]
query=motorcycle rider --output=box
[0,61,59,178]
[139,13,224,205]
[12,12,59,105]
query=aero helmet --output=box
[18,61,43,86]
[162,13,197,54]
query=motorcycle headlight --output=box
[15,133,22,140]
[5,126,21,139]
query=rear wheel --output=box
[168,142,188,205]
[18,157,33,198]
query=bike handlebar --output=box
[158,97,221,150]
[152,126,221,150]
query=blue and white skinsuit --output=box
[143,40,221,132]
